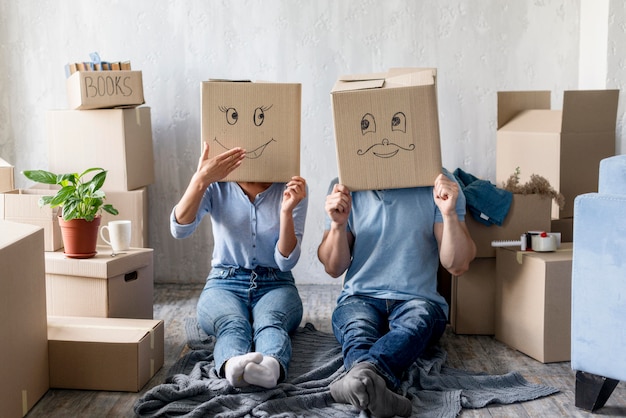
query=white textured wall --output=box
[1,0,620,284]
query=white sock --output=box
[224,352,263,387]
[243,355,281,388]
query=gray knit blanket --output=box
[134,320,558,417]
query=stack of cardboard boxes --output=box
[0,66,163,417]
[491,90,618,363]
[450,89,618,364]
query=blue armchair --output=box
[571,154,626,411]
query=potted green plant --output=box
[22,167,119,259]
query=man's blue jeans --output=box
[197,267,303,381]
[332,295,447,389]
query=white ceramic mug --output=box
[100,220,132,253]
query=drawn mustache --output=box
[357,140,415,158]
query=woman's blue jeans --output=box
[197,266,303,381]
[332,295,447,389]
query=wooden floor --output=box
[27,283,626,418]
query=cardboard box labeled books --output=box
[202,80,301,182]
[46,107,154,191]
[331,68,442,191]
[0,157,14,193]
[495,243,573,363]
[66,70,145,110]
[450,258,496,335]
[496,90,618,218]
[466,194,552,258]
[45,247,154,319]
[0,189,64,251]
[0,221,49,418]
[48,316,164,392]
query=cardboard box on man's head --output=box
[201,80,301,182]
[331,68,442,191]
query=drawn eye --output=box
[219,107,238,125]
[253,105,273,127]
[254,107,266,126]
[361,113,376,135]
[391,112,406,133]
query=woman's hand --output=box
[194,141,246,187]
[282,176,307,213]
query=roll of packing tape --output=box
[531,233,557,252]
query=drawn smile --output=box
[357,140,415,159]
[214,138,276,159]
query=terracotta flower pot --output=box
[58,215,101,259]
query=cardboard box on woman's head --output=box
[331,68,443,191]
[201,80,301,183]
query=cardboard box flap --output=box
[48,316,161,343]
[338,71,388,82]
[44,247,153,278]
[385,67,436,87]
[498,109,563,133]
[332,78,385,93]
[497,91,551,129]
[561,90,619,133]
[332,68,436,93]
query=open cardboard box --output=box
[496,90,618,218]
[201,80,301,182]
[0,188,63,251]
[331,68,442,190]
[66,70,145,110]
[28,184,149,248]
[466,193,553,258]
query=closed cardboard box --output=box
[0,221,49,418]
[466,194,553,258]
[45,247,154,319]
[496,90,618,218]
[0,189,63,251]
[0,157,14,192]
[98,187,149,247]
[495,243,573,363]
[46,107,155,191]
[48,316,164,392]
[202,80,301,182]
[550,217,573,243]
[331,68,442,191]
[450,258,496,335]
[66,70,145,110]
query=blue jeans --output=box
[197,266,303,381]
[332,295,447,389]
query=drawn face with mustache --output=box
[357,111,415,158]
[213,104,276,159]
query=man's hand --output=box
[433,173,459,217]
[325,183,352,227]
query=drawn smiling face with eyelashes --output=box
[357,111,415,158]
[213,104,276,159]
